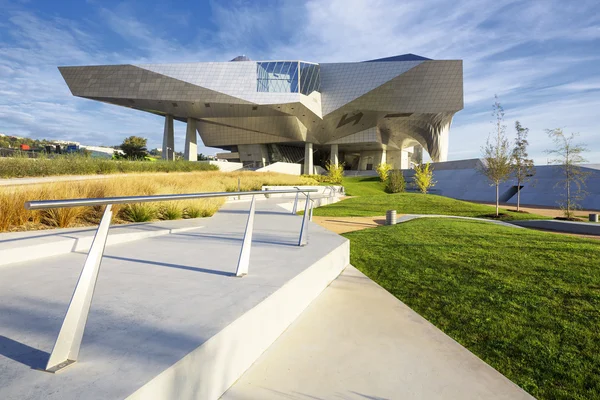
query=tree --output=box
[120,136,148,159]
[545,128,589,219]
[511,121,535,211]
[480,96,512,216]
[413,162,436,194]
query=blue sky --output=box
[0,0,598,163]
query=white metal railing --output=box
[24,188,317,373]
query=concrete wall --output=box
[403,159,600,210]
[238,144,269,167]
[257,162,302,175]
[200,160,243,172]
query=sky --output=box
[0,0,599,163]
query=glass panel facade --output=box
[256,61,320,94]
[299,62,320,95]
[256,61,299,93]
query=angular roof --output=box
[364,53,431,62]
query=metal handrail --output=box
[25,189,318,210]
[28,188,316,373]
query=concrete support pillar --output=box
[304,142,313,175]
[380,149,387,165]
[330,144,339,166]
[162,115,174,161]
[184,118,197,161]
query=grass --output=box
[336,176,386,196]
[0,171,316,231]
[0,155,219,178]
[313,191,549,221]
[345,218,600,400]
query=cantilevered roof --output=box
[364,53,431,62]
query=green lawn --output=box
[337,176,386,196]
[345,218,600,400]
[314,191,549,221]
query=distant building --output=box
[59,54,463,172]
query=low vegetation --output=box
[375,162,392,181]
[325,161,345,184]
[0,155,218,178]
[345,218,600,400]
[413,162,436,194]
[314,190,548,221]
[0,171,315,231]
[384,170,405,193]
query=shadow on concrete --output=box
[0,335,49,369]
[101,255,236,277]
[217,209,294,216]
[175,232,299,247]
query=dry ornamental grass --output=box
[0,171,315,231]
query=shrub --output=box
[376,163,392,182]
[121,203,157,222]
[159,203,183,220]
[185,207,204,219]
[385,170,406,193]
[325,162,344,184]
[413,162,436,194]
[302,174,330,183]
[41,207,86,228]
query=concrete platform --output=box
[0,218,205,267]
[0,198,349,399]
[222,266,534,400]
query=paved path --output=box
[313,214,521,234]
[222,265,534,400]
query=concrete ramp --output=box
[0,198,349,399]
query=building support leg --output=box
[184,118,197,161]
[304,143,313,175]
[330,144,338,166]
[162,115,174,161]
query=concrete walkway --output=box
[222,266,534,400]
[0,197,348,400]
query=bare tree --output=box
[545,129,589,219]
[480,96,513,216]
[511,121,535,211]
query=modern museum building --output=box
[59,54,463,173]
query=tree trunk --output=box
[516,178,521,212]
[496,184,499,216]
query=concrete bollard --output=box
[386,210,397,225]
[590,213,599,223]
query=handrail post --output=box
[292,191,299,214]
[297,193,310,246]
[235,195,256,277]
[45,204,113,373]
[309,200,314,221]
